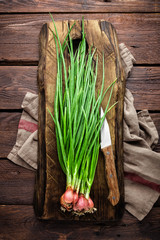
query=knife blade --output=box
[100,107,120,206]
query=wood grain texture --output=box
[126,66,160,111]
[0,159,35,205]
[35,19,125,220]
[1,66,160,110]
[0,66,37,109]
[0,205,160,240]
[0,112,21,158]
[0,14,160,64]
[102,145,120,206]
[0,0,159,13]
[34,23,48,218]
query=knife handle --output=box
[102,145,120,206]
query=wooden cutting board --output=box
[34,19,126,221]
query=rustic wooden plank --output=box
[0,112,21,158]
[0,0,159,13]
[0,112,21,131]
[34,23,47,219]
[0,205,160,240]
[0,44,38,62]
[126,66,160,111]
[0,66,37,109]
[0,14,160,64]
[0,159,35,205]
[35,19,125,221]
[1,66,160,110]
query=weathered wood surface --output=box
[0,112,21,158]
[0,0,160,13]
[0,14,160,64]
[0,66,37,109]
[0,205,160,240]
[126,67,160,110]
[0,159,35,205]
[35,20,125,220]
[1,66,160,110]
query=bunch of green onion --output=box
[48,15,116,214]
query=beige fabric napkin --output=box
[7,92,38,170]
[7,44,160,221]
[123,90,160,220]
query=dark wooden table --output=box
[0,1,160,239]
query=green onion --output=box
[48,14,117,214]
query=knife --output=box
[100,107,120,206]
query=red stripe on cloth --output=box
[124,172,160,193]
[18,119,38,133]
